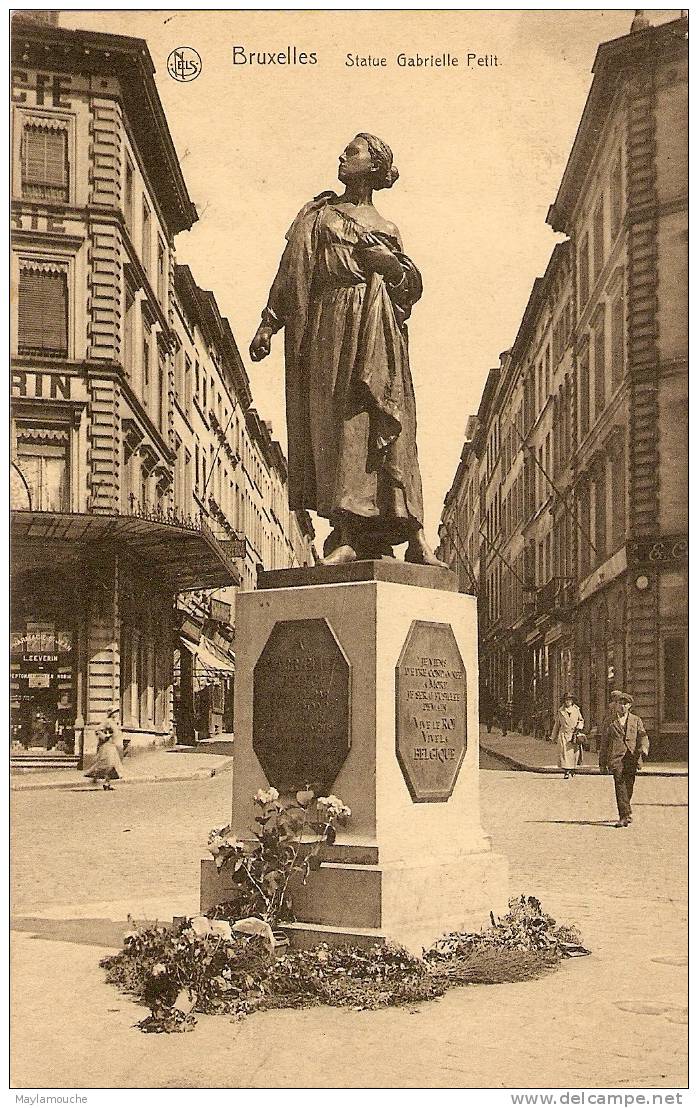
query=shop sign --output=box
[221,537,247,560]
[11,209,74,236]
[11,630,73,657]
[11,371,80,402]
[27,674,51,689]
[179,618,201,644]
[627,535,688,567]
[210,598,232,624]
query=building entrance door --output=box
[25,689,58,748]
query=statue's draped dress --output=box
[263,193,425,546]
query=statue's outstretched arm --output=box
[250,242,290,361]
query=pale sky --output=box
[60,8,679,547]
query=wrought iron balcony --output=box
[535,576,576,617]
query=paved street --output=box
[11,772,232,925]
[11,763,687,1088]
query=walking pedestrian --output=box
[551,693,585,779]
[598,690,649,827]
[84,722,124,791]
[480,685,495,733]
[495,699,510,737]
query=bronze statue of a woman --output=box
[250,133,445,567]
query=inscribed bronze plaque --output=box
[253,618,351,794]
[395,620,467,803]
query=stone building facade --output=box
[171,265,314,742]
[439,15,687,757]
[10,18,314,764]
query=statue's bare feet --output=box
[320,543,359,566]
[405,530,449,569]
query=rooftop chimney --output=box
[630,10,652,32]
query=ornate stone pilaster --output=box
[624,66,660,735]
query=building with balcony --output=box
[438,14,687,757]
[10,17,314,765]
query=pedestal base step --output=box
[278,920,388,951]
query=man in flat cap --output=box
[599,690,650,827]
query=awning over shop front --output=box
[180,635,235,675]
[11,509,240,590]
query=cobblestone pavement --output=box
[11,773,232,921]
[11,765,688,1088]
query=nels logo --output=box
[167,47,202,82]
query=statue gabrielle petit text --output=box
[250,133,446,567]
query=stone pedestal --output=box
[200,561,508,953]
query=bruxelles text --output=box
[229,47,498,69]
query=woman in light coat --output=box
[84,722,124,790]
[551,694,584,779]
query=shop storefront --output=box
[11,509,239,766]
[174,633,235,742]
[11,569,78,757]
[575,579,627,741]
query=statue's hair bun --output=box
[356,133,399,190]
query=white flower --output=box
[151,963,167,977]
[189,915,212,937]
[318,794,351,819]
[208,832,241,858]
[254,786,279,805]
[208,825,229,844]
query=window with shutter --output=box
[594,464,607,561]
[18,265,68,358]
[157,238,166,304]
[611,296,624,393]
[15,423,70,512]
[21,123,69,202]
[578,233,590,308]
[610,157,623,242]
[158,353,166,430]
[593,197,605,280]
[125,158,134,232]
[142,201,151,273]
[579,345,590,439]
[594,309,606,420]
[611,445,626,547]
[142,330,151,403]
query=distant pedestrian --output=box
[598,690,649,828]
[499,699,512,737]
[84,722,124,791]
[480,685,495,733]
[551,693,584,779]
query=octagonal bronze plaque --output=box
[395,620,467,802]
[253,618,351,794]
